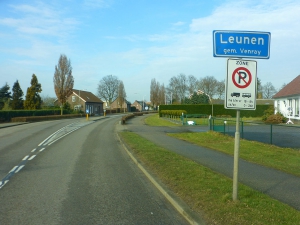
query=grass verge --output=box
[119,131,300,225]
[168,131,300,177]
[146,114,300,177]
[145,114,181,126]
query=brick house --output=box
[55,89,104,115]
[131,100,146,112]
[273,75,300,120]
[110,97,131,112]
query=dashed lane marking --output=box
[0,120,95,190]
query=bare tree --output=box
[41,95,56,108]
[97,75,119,106]
[53,54,74,115]
[150,78,159,109]
[168,73,188,103]
[187,75,198,95]
[263,82,277,99]
[158,83,166,105]
[197,76,218,98]
[118,81,127,112]
[257,77,263,99]
[215,80,225,99]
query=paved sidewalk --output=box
[121,115,300,211]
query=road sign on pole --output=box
[213,30,271,59]
[225,59,257,110]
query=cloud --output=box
[172,21,185,26]
[190,0,300,35]
[0,2,79,38]
[83,0,112,8]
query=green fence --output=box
[181,114,209,125]
[209,117,300,149]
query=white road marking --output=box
[22,155,29,161]
[15,165,25,173]
[38,122,78,146]
[9,166,18,173]
[0,120,96,191]
[0,180,9,189]
[28,155,36,160]
[47,127,80,146]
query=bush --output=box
[160,110,187,118]
[262,106,275,121]
[159,104,270,118]
[265,112,287,124]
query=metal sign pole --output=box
[233,110,240,201]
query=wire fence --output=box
[210,118,300,149]
[160,114,300,149]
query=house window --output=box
[288,99,293,116]
[72,96,76,102]
[295,99,299,117]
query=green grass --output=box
[145,114,181,126]
[119,131,300,225]
[146,114,300,177]
[168,132,300,177]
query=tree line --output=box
[150,74,225,108]
[1,53,128,114]
[150,73,279,108]
[0,54,75,115]
[0,74,42,111]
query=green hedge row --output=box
[0,109,70,122]
[158,104,270,117]
[11,114,84,122]
[161,110,187,117]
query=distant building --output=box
[55,89,104,115]
[131,100,146,112]
[110,97,131,112]
[273,75,300,120]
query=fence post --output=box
[270,124,273,145]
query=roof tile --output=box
[273,75,300,98]
[73,89,103,103]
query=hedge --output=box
[158,104,270,117]
[160,110,187,118]
[11,114,84,122]
[0,109,70,122]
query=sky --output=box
[1,0,300,103]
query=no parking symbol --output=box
[232,67,252,88]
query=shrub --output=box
[160,110,187,118]
[265,112,287,124]
[262,106,275,121]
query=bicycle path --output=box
[122,115,300,211]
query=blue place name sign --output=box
[213,30,271,59]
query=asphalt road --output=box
[0,116,189,224]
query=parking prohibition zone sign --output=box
[225,59,257,110]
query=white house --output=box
[273,75,300,120]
